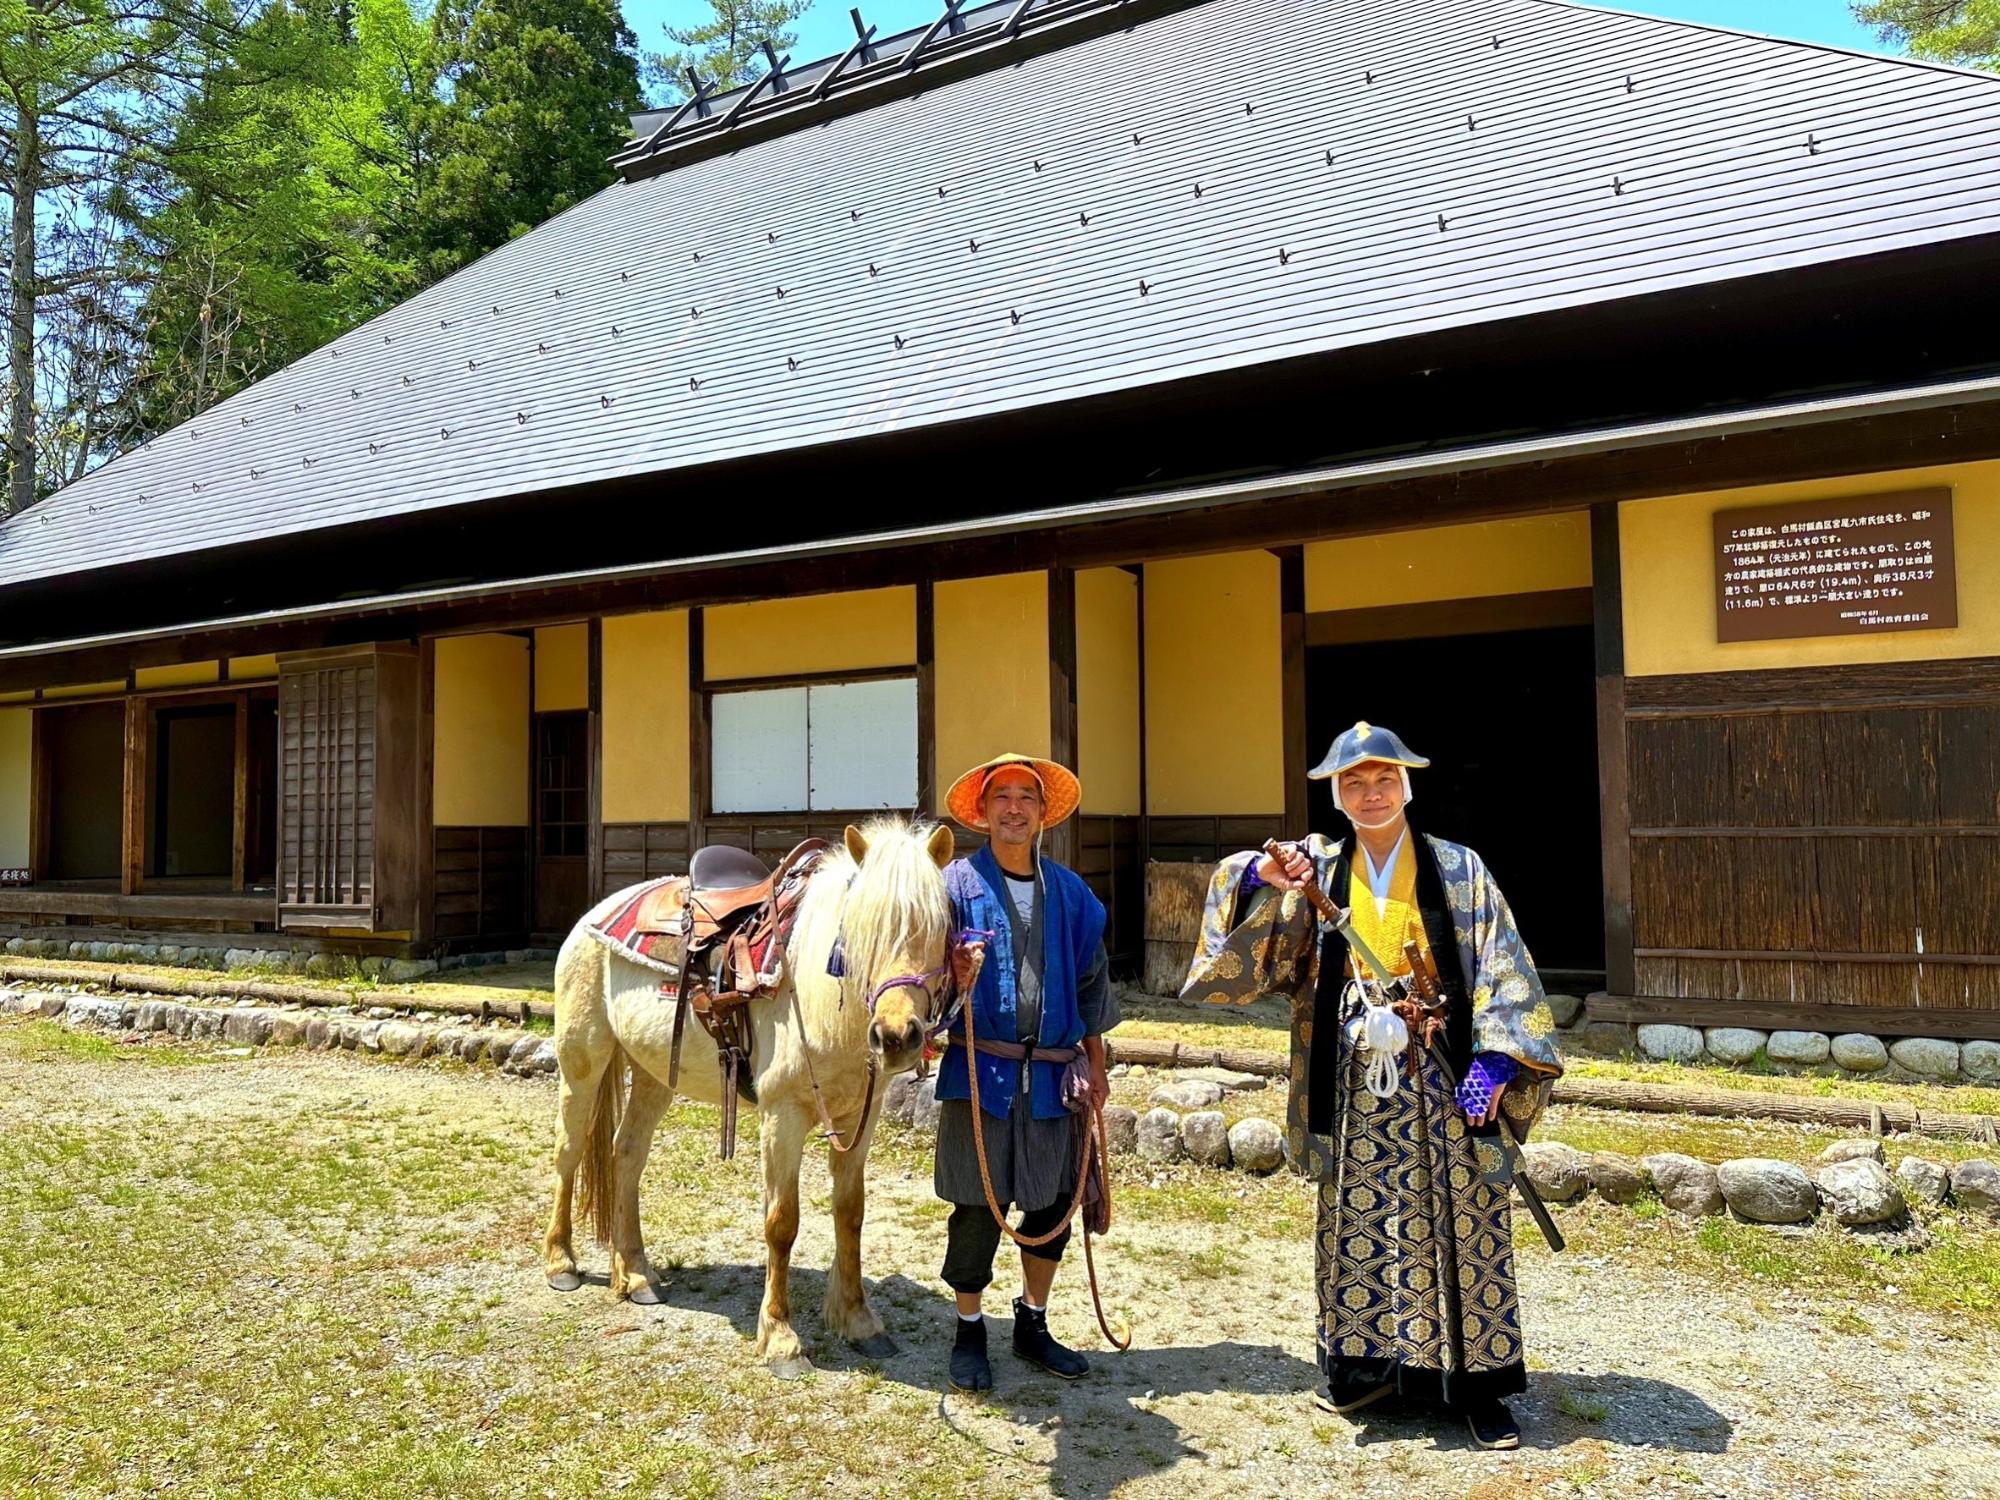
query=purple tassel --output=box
[826,933,846,978]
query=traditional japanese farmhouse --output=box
[3,0,1998,1038]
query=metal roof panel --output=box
[8,0,2000,589]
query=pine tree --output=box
[648,0,813,100]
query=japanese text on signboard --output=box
[1712,489,1957,644]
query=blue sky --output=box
[623,0,1895,75]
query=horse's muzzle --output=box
[869,1015,925,1064]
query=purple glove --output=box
[1456,1052,1519,1120]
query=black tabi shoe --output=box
[1011,1297,1089,1380]
[1312,1375,1394,1416]
[949,1317,993,1393]
[1464,1398,1521,1451]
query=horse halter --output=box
[866,964,948,1018]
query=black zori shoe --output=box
[1464,1398,1521,1451]
[1312,1372,1393,1415]
[949,1317,993,1392]
[1011,1297,1090,1380]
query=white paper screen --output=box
[710,686,808,812]
[807,678,918,810]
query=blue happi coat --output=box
[937,845,1107,1121]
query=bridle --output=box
[799,923,957,1154]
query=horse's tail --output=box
[576,1042,627,1248]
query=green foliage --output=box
[1854,0,2000,69]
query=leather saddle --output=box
[631,838,830,1160]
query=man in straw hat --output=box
[933,752,1115,1393]
[1182,722,1562,1450]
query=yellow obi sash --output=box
[1344,841,1431,980]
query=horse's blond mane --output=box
[799,817,951,1005]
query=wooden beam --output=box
[1047,565,1079,869]
[231,694,249,892]
[120,697,147,895]
[915,581,937,818]
[1304,588,1594,648]
[1591,504,1634,997]
[586,617,604,905]
[688,609,708,855]
[1277,548,1307,841]
[1135,565,1150,870]
[414,639,437,944]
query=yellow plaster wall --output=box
[1075,568,1141,815]
[602,610,690,822]
[1622,460,2000,676]
[0,709,29,869]
[1305,513,1592,613]
[935,573,1049,786]
[433,634,529,826]
[134,662,220,690]
[704,586,916,681]
[228,654,280,680]
[1145,552,1285,814]
[534,624,589,712]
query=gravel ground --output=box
[4,1026,1997,1499]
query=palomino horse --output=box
[543,818,954,1374]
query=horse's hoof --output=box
[852,1333,898,1359]
[546,1270,584,1293]
[625,1281,664,1306]
[769,1356,815,1381]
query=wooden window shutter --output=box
[276,643,419,933]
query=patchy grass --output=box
[2,1018,221,1068]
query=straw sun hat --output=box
[944,753,1082,832]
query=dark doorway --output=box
[150,704,236,880]
[1305,622,1605,979]
[533,710,590,935]
[44,703,124,882]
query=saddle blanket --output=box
[586,877,688,980]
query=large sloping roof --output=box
[8,0,2000,591]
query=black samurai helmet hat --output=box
[1307,720,1431,781]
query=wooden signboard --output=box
[1714,488,1956,643]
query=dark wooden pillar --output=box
[687,608,708,855]
[231,694,250,892]
[415,638,437,943]
[586,617,604,906]
[1592,503,1635,997]
[916,581,937,818]
[120,696,146,895]
[1047,565,1079,868]
[1277,546,1309,841]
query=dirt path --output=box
[3,1031,1996,1499]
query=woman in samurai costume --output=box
[1181,721,1563,1450]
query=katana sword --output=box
[1260,840,1566,1253]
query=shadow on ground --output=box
[568,1254,1730,1498]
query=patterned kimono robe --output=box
[1182,828,1562,1406]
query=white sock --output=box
[1019,1297,1046,1313]
[958,1310,983,1322]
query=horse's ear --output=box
[844,824,869,865]
[926,824,956,870]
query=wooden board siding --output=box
[1077,814,1142,973]
[432,826,528,943]
[276,644,418,933]
[599,821,692,899]
[1621,657,2000,1028]
[1144,815,1283,866]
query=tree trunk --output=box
[7,95,39,515]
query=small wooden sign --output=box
[1714,489,1956,644]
